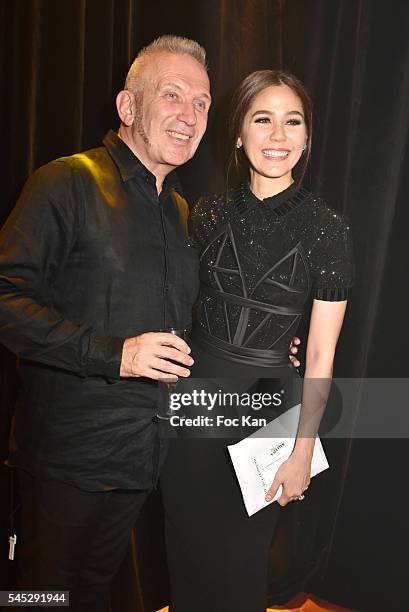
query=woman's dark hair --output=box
[228,69,312,185]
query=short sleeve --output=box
[187,197,207,249]
[188,193,229,250]
[308,209,354,302]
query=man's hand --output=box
[120,332,194,380]
[289,336,301,368]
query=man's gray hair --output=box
[125,35,207,92]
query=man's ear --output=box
[116,90,135,126]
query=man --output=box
[0,35,210,611]
[0,35,300,610]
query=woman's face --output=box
[238,84,307,190]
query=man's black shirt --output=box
[0,130,199,490]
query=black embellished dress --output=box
[159,182,354,612]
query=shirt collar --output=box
[102,129,181,193]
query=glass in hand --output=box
[157,327,190,419]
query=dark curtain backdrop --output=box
[1,1,408,610]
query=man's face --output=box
[129,52,211,176]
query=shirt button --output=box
[151,415,159,424]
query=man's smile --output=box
[166,130,192,142]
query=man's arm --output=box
[0,162,123,379]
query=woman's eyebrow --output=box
[251,109,304,118]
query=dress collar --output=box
[243,180,300,209]
[231,180,311,221]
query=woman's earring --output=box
[302,143,307,151]
[236,141,242,149]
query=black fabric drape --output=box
[1,1,408,610]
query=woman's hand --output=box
[265,453,311,507]
[289,336,301,368]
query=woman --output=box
[160,70,353,612]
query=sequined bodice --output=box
[190,182,353,352]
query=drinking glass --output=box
[157,327,189,419]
